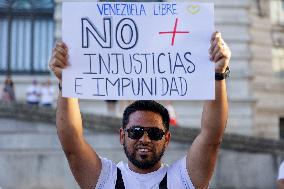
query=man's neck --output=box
[128,161,162,174]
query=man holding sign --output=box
[49,2,231,189]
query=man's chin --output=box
[134,160,157,169]
[136,156,153,163]
[135,151,154,160]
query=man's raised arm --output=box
[49,42,102,189]
[187,32,231,189]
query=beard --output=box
[123,141,166,170]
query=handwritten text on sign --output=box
[62,2,215,100]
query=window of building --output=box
[272,48,284,78]
[0,0,54,75]
[271,0,284,25]
[280,118,284,139]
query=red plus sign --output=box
[159,18,190,46]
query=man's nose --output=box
[139,131,151,142]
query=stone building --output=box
[1,0,284,139]
[0,0,55,102]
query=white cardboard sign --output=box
[62,2,215,100]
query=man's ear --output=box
[119,128,125,145]
[165,131,171,147]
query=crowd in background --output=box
[0,75,55,107]
[1,76,178,126]
[26,79,54,107]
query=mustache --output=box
[135,143,154,150]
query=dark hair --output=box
[122,100,170,131]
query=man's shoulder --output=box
[100,157,118,169]
[167,156,195,189]
[167,156,186,170]
[95,157,118,189]
[116,160,128,171]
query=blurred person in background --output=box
[105,100,118,115]
[40,79,54,107]
[26,79,41,105]
[165,101,177,126]
[1,75,15,104]
[278,161,284,189]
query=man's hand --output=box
[209,31,231,73]
[48,42,68,81]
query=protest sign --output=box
[62,2,215,100]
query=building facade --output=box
[1,0,284,139]
[271,0,284,139]
[170,0,284,139]
[0,0,55,99]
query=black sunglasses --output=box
[124,126,166,141]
